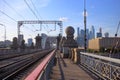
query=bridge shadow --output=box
[57,52,65,80]
[59,53,67,67]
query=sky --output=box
[0,0,120,42]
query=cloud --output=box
[59,17,68,22]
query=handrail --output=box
[80,52,120,80]
[25,49,56,80]
[81,52,120,64]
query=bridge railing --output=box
[80,52,120,80]
[25,49,56,80]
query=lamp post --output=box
[0,23,6,48]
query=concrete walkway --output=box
[49,51,94,80]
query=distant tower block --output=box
[100,27,102,33]
[97,27,102,38]
[35,34,42,49]
[77,27,80,36]
[62,26,78,58]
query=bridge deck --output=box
[49,51,93,80]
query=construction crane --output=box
[110,21,120,54]
[115,21,120,37]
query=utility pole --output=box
[84,0,87,52]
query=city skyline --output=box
[0,0,120,41]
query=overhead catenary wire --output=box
[2,0,25,20]
[24,0,44,32]
[0,6,34,37]
[22,24,35,33]
[29,0,55,32]
[29,0,43,19]
[0,9,16,22]
[24,0,39,20]
[29,0,51,32]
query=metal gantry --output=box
[17,20,63,45]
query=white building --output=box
[41,33,47,49]
[104,32,109,37]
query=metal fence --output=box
[25,49,56,80]
[38,51,56,80]
[80,52,120,80]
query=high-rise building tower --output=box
[100,27,102,33]
[97,27,102,38]
[89,25,95,40]
[77,27,80,36]
[92,26,95,38]
[79,29,89,47]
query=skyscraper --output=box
[78,29,89,47]
[89,25,95,40]
[97,27,102,38]
[77,27,80,37]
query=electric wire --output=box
[0,0,41,39]
[0,9,16,22]
[2,0,25,20]
[29,0,43,19]
[24,0,43,32]
[24,0,39,20]
[29,0,54,33]
[3,0,39,35]
[29,0,49,32]
[22,24,35,32]
[1,0,57,35]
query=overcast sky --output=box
[0,0,120,42]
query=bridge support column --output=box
[71,48,80,64]
[62,26,78,58]
[62,47,69,58]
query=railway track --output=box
[0,49,42,60]
[0,48,54,80]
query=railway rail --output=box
[0,48,54,80]
[0,49,42,60]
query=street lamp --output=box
[0,23,6,48]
